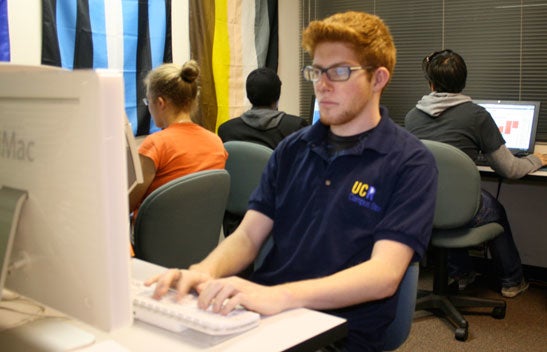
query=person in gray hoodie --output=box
[405,49,547,298]
[219,68,308,239]
[218,67,307,149]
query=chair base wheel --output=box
[455,327,468,341]
[416,290,506,341]
[492,306,506,319]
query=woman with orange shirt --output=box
[129,60,228,214]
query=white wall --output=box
[277,0,300,116]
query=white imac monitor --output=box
[0,66,132,332]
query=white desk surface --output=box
[0,259,347,352]
[477,165,547,177]
[106,307,345,352]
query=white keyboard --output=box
[131,280,260,336]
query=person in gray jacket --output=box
[218,67,307,150]
[405,49,547,298]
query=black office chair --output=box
[223,141,273,237]
[415,140,506,341]
[133,169,230,268]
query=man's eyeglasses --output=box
[302,65,372,82]
[142,98,149,106]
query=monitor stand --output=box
[0,187,28,294]
[0,187,96,351]
[0,318,96,352]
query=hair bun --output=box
[180,60,200,83]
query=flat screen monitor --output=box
[310,95,321,124]
[473,100,540,155]
[125,117,143,194]
[0,65,132,332]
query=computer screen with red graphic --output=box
[474,100,540,155]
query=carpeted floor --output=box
[396,266,547,351]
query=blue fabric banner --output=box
[0,0,9,62]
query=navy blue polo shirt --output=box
[249,107,437,351]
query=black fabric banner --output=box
[265,0,279,72]
[136,0,152,136]
[73,0,93,68]
[41,0,61,66]
[163,0,173,64]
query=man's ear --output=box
[372,67,390,92]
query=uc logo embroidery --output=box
[349,180,381,212]
[351,181,376,201]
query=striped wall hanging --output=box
[189,0,278,132]
[41,0,173,136]
[38,0,277,136]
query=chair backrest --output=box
[421,140,481,229]
[224,141,273,216]
[133,169,230,268]
[382,262,420,351]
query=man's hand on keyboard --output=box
[145,268,212,302]
[144,269,294,317]
[195,276,292,316]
